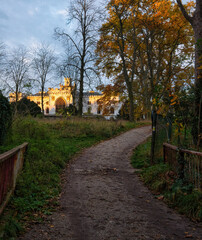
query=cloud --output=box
[55,9,67,17]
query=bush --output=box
[131,138,202,221]
[58,104,78,116]
[11,98,42,117]
[0,92,12,145]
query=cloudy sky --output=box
[0,0,73,52]
[0,0,191,53]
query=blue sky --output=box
[0,0,71,51]
[0,0,191,53]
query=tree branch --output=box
[176,0,194,26]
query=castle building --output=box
[9,78,121,118]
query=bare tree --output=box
[5,46,30,104]
[32,44,56,114]
[0,42,6,90]
[176,0,202,146]
[57,53,79,107]
[55,0,101,116]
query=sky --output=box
[0,0,72,52]
[0,0,190,52]
[0,0,192,91]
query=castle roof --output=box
[83,91,102,96]
[33,92,49,97]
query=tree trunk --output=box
[151,109,157,164]
[41,85,44,115]
[192,5,202,145]
[127,81,134,122]
[15,85,19,115]
[176,0,202,145]
[78,67,84,116]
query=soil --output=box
[19,126,202,240]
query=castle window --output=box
[46,107,49,114]
[97,106,101,114]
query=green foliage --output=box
[11,98,42,117]
[131,138,202,221]
[0,92,12,145]
[131,138,151,168]
[166,180,202,221]
[141,163,171,192]
[57,104,78,116]
[1,216,22,239]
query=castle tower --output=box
[64,77,70,86]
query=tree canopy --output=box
[96,0,194,121]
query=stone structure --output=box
[9,78,121,118]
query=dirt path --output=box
[20,126,201,240]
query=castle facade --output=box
[9,78,121,118]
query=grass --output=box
[0,116,150,239]
[131,137,202,222]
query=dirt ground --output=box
[19,126,202,240]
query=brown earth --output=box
[19,126,202,240]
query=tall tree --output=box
[96,0,193,122]
[55,0,101,116]
[57,53,79,107]
[176,0,202,145]
[5,46,30,104]
[96,0,140,121]
[32,44,56,114]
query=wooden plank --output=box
[0,142,28,163]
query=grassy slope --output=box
[0,117,150,239]
[131,138,202,222]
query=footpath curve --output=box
[20,126,202,240]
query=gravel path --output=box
[20,126,202,240]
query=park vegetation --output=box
[0,116,149,238]
[0,0,201,237]
[131,138,202,222]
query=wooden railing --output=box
[0,142,28,215]
[163,143,202,191]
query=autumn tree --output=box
[32,44,56,114]
[5,46,30,104]
[176,0,202,146]
[96,0,140,121]
[96,0,194,122]
[55,0,101,116]
[143,1,194,113]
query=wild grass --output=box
[131,138,202,222]
[0,116,150,239]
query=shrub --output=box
[0,92,12,145]
[11,98,41,117]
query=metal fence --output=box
[151,112,172,163]
[0,142,28,215]
[163,143,202,190]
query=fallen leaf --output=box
[185,235,193,238]
[157,196,164,200]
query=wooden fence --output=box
[0,142,28,215]
[163,143,202,191]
